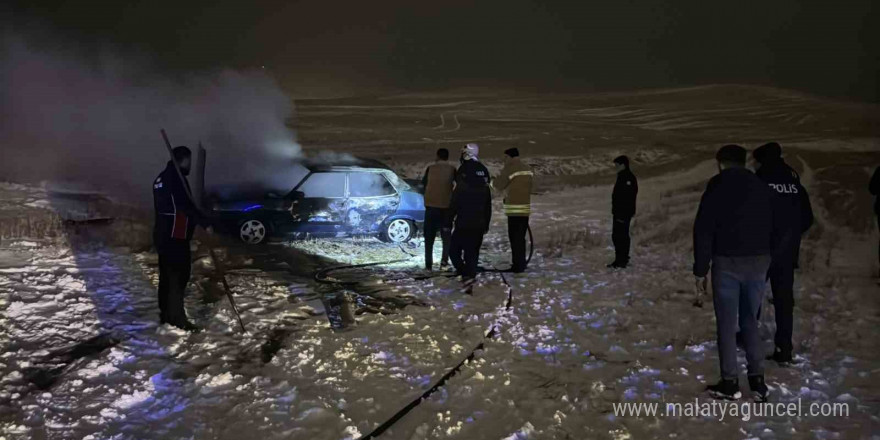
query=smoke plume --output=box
[0,33,302,205]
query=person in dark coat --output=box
[752,142,814,364]
[871,166,880,278]
[449,143,492,294]
[153,146,211,331]
[694,144,776,402]
[421,148,457,270]
[608,155,638,268]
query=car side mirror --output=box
[291,191,305,200]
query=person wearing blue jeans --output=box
[694,145,778,402]
[711,256,771,391]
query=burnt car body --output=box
[212,159,425,244]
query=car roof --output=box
[299,157,393,173]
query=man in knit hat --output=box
[449,143,492,293]
[493,147,533,273]
[752,142,813,365]
[694,144,776,402]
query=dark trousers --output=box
[507,216,529,272]
[612,216,631,264]
[769,259,795,356]
[424,207,451,269]
[157,243,192,325]
[712,255,771,380]
[450,228,484,280]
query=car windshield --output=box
[383,171,410,191]
[348,172,396,197]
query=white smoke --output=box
[0,33,302,205]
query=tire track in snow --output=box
[445,114,461,132]
[433,113,446,130]
[433,113,461,132]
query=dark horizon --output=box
[4,0,878,102]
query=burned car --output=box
[212,159,425,244]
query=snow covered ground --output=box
[2,153,878,439]
[2,86,879,439]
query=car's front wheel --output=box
[239,218,268,244]
[379,218,414,243]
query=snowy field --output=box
[1,86,879,439]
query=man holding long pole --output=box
[152,145,212,331]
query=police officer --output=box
[449,143,492,294]
[493,148,533,273]
[608,155,638,268]
[153,146,211,331]
[752,142,813,365]
[421,148,456,270]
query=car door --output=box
[289,172,348,236]
[344,171,400,234]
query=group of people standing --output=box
[421,143,533,293]
[693,142,814,402]
[604,143,823,402]
[153,142,878,406]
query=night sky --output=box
[4,0,878,101]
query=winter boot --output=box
[706,378,741,400]
[748,375,769,403]
[461,278,476,295]
[171,319,201,333]
[767,347,796,366]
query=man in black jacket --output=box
[694,145,775,402]
[449,143,492,294]
[752,142,814,364]
[608,155,638,268]
[871,166,880,278]
[153,146,211,331]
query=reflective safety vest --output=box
[493,158,533,217]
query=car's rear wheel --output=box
[239,219,268,244]
[380,218,414,243]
